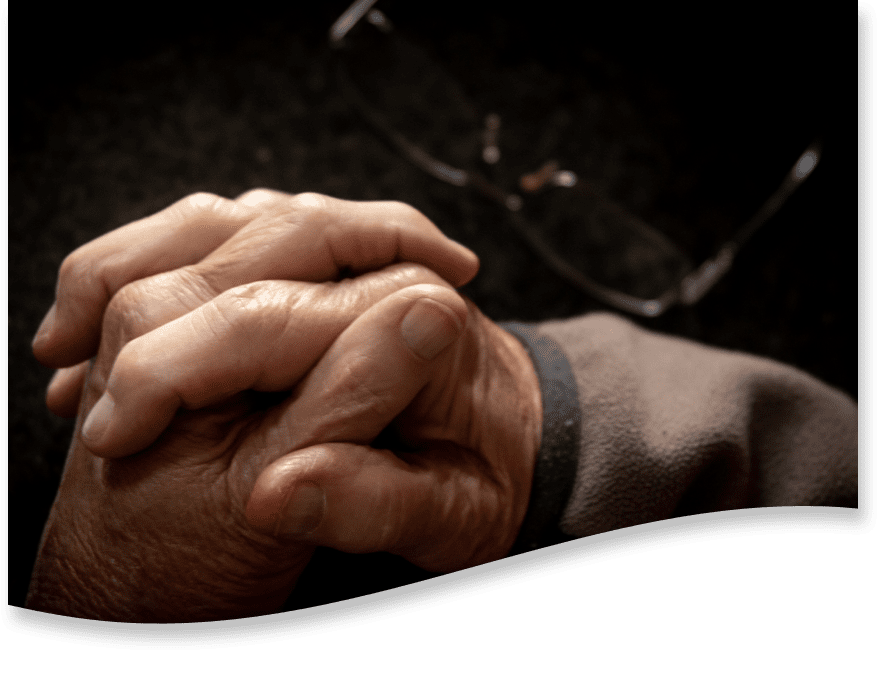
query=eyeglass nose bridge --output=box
[482,114,501,164]
[519,161,579,193]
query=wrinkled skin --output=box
[27,191,541,622]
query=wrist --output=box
[480,306,543,482]
[498,322,582,555]
[494,323,543,472]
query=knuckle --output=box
[236,188,285,208]
[376,201,438,248]
[108,337,150,387]
[182,191,224,213]
[329,353,396,419]
[59,245,143,306]
[388,199,428,228]
[387,199,417,216]
[103,279,157,343]
[237,187,274,199]
[106,333,178,406]
[56,248,96,297]
[290,191,329,211]
[288,192,330,225]
[211,280,301,340]
[103,266,220,347]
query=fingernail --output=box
[276,482,326,537]
[82,394,115,445]
[400,298,462,360]
[32,304,57,349]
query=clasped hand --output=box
[27,190,541,622]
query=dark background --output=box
[9,1,853,610]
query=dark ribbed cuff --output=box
[500,322,581,555]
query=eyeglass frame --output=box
[328,0,821,318]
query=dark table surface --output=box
[9,1,854,611]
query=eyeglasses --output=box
[329,0,821,318]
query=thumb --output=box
[243,282,518,571]
[245,442,516,572]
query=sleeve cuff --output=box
[500,322,582,555]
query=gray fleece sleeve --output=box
[503,313,857,547]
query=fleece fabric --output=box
[506,313,857,546]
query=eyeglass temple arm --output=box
[335,60,471,187]
[678,142,822,306]
[507,207,682,317]
[329,0,381,44]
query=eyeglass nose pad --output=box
[482,114,502,164]
[519,161,579,192]
[520,160,560,192]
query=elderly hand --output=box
[27,192,540,622]
[33,189,479,415]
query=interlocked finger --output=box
[33,192,259,368]
[81,264,456,458]
[34,191,478,374]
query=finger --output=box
[45,362,90,418]
[80,267,457,458]
[33,192,259,368]
[194,193,479,291]
[35,193,478,373]
[244,441,511,573]
[243,283,514,569]
[227,191,480,286]
[253,283,468,455]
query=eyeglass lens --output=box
[338,7,799,304]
